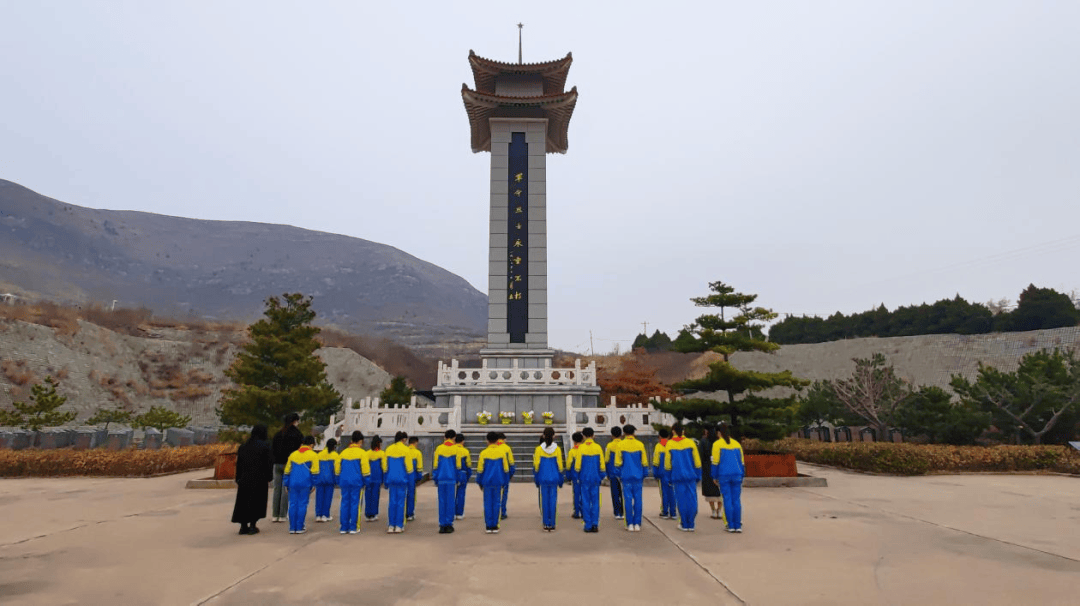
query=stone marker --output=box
[11,429,33,450]
[106,429,133,450]
[165,427,194,447]
[38,428,73,449]
[73,427,103,450]
[0,428,12,449]
[143,428,162,450]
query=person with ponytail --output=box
[711,423,745,533]
[533,427,565,531]
[314,438,339,523]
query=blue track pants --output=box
[406,480,417,518]
[660,479,676,517]
[673,481,698,530]
[437,482,457,527]
[622,481,643,527]
[287,486,310,532]
[339,486,362,532]
[455,482,467,517]
[500,482,510,517]
[539,484,559,528]
[364,483,381,519]
[483,485,502,529]
[315,484,334,518]
[581,483,601,529]
[609,476,624,517]
[718,476,743,530]
[572,480,583,517]
[387,484,407,529]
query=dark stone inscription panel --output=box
[507,132,528,342]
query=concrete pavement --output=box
[1,465,1077,605]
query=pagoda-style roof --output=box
[468,50,573,95]
[462,50,578,154]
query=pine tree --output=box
[87,406,135,432]
[379,376,414,406]
[0,376,76,431]
[135,406,192,432]
[217,293,342,427]
[661,282,808,439]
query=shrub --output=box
[746,438,1080,476]
[0,444,236,477]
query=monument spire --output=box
[517,23,523,64]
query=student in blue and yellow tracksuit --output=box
[383,431,415,533]
[605,426,624,520]
[615,425,648,532]
[575,427,606,533]
[406,436,424,522]
[665,423,702,532]
[454,434,472,520]
[652,428,676,519]
[364,436,386,521]
[282,436,320,534]
[566,432,584,519]
[497,433,515,519]
[476,431,510,533]
[712,423,745,533]
[336,431,370,534]
[432,429,464,534]
[533,427,564,531]
[314,439,339,523]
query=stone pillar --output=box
[486,118,549,351]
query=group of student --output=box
[270,421,745,536]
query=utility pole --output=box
[641,320,649,335]
[589,330,594,356]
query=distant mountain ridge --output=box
[0,179,487,346]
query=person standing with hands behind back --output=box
[270,413,302,523]
[533,427,564,531]
[712,423,745,533]
[476,431,510,533]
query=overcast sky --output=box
[2,2,1078,353]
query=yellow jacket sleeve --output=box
[557,447,565,472]
[692,443,702,469]
[533,446,542,472]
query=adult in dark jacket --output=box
[270,413,303,522]
[699,425,724,521]
[232,424,274,535]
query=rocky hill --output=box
[0,316,392,426]
[0,178,487,347]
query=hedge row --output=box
[746,438,1080,476]
[0,444,236,478]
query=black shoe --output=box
[238,526,249,535]
[438,526,448,534]
[571,514,582,519]
[501,514,508,520]
[447,526,455,533]
[247,526,260,535]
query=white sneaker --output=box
[315,517,324,523]
[349,530,358,535]
[295,528,307,534]
[485,529,493,534]
[492,528,500,534]
[387,527,395,534]
[289,530,296,534]
[677,526,688,532]
[340,530,347,534]
[455,515,464,520]
[635,524,642,531]
[325,516,333,522]
[615,515,624,520]
[735,528,743,533]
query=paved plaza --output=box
[1,464,1078,605]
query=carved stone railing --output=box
[323,395,461,443]
[564,397,676,436]
[436,358,597,387]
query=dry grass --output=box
[748,438,1080,476]
[319,328,435,388]
[1,359,36,386]
[0,444,236,477]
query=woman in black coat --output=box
[699,425,724,520]
[232,424,274,535]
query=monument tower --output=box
[432,42,599,423]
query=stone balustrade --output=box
[436,358,597,387]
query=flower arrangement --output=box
[522,411,535,424]
[542,411,555,424]
[477,411,493,425]
[499,411,515,424]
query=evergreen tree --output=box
[631,333,649,350]
[647,330,673,352]
[0,376,76,431]
[950,348,1080,444]
[994,284,1080,332]
[661,281,808,439]
[217,293,342,427]
[87,406,135,432]
[379,376,414,406]
[796,380,856,428]
[135,406,192,432]
[894,385,989,445]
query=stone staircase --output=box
[459,424,566,483]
